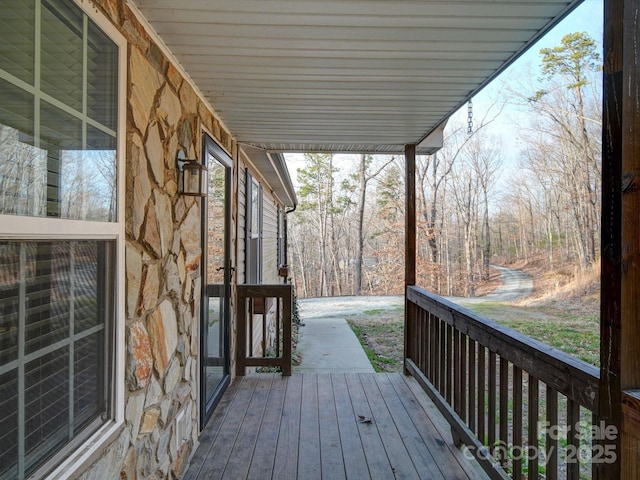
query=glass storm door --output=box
[201,136,232,427]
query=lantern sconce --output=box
[176,150,207,197]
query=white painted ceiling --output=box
[132,0,582,154]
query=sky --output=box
[285,0,604,186]
[453,0,603,166]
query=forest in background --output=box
[288,32,602,299]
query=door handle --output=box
[216,266,236,272]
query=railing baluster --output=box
[282,287,292,376]
[546,387,558,480]
[417,310,429,372]
[488,351,497,454]
[276,296,281,357]
[499,356,509,468]
[421,309,427,374]
[249,299,254,357]
[528,376,539,480]
[434,315,440,386]
[592,412,599,480]
[513,366,523,480]
[439,318,446,395]
[261,298,267,355]
[236,295,247,376]
[429,314,438,383]
[567,398,580,480]
[424,310,429,376]
[460,333,468,423]
[423,311,428,377]
[468,339,476,434]
[446,324,453,404]
[416,308,421,369]
[453,328,461,416]
[477,344,486,445]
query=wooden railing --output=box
[236,284,292,376]
[406,286,601,480]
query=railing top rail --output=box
[407,285,599,413]
[237,284,292,297]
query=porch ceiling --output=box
[131,0,582,155]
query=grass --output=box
[362,305,403,316]
[346,299,600,371]
[347,318,403,372]
[462,302,600,366]
[498,319,599,365]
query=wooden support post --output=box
[601,0,640,476]
[404,144,416,375]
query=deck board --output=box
[317,374,346,480]
[184,373,488,480]
[359,373,420,479]
[331,374,371,480]
[185,377,240,476]
[344,373,396,480]
[373,374,445,479]
[246,376,287,480]
[221,375,273,479]
[298,374,322,479]
[272,374,302,479]
[393,373,485,479]
[190,376,259,479]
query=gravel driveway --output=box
[299,265,533,314]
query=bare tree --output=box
[353,154,396,295]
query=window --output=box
[0,1,123,478]
[245,171,262,284]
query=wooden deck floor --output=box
[184,373,486,480]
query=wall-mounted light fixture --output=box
[176,150,207,197]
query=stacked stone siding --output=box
[78,1,237,478]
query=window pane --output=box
[41,0,83,111]
[86,126,117,222]
[251,181,259,238]
[25,349,69,477]
[0,77,34,138]
[74,241,98,333]
[0,242,20,366]
[74,331,104,428]
[40,100,80,219]
[87,21,118,130]
[0,370,18,480]
[0,240,114,479]
[39,104,117,222]
[24,243,70,355]
[0,0,35,84]
[0,78,47,217]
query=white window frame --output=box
[0,0,127,477]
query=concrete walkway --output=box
[293,296,403,374]
[294,316,375,373]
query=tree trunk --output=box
[355,154,367,295]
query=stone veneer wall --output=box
[77,1,237,478]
